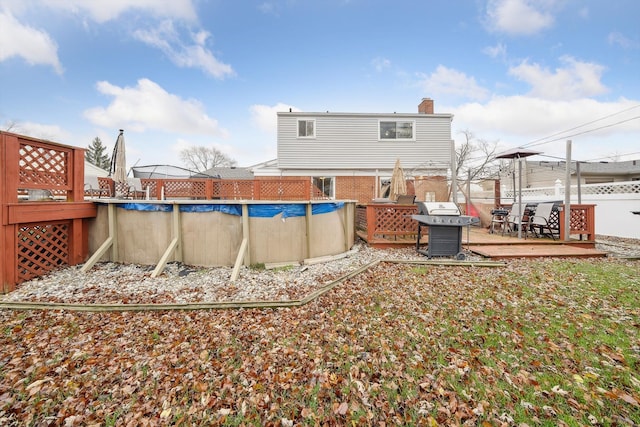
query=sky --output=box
[1,0,639,171]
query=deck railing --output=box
[357,202,596,247]
[96,177,314,200]
[1,131,96,292]
[356,203,419,246]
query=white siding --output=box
[277,112,452,171]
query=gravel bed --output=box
[1,242,432,305]
[2,237,637,306]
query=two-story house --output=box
[252,98,454,203]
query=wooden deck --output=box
[358,227,609,260]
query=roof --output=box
[85,161,109,177]
[131,164,208,178]
[578,159,640,176]
[530,159,640,176]
[199,167,254,180]
[277,111,453,119]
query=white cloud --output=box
[372,56,391,72]
[40,0,197,23]
[483,42,507,60]
[608,32,639,50]
[133,21,234,79]
[416,65,490,101]
[509,56,608,100]
[250,103,300,133]
[0,10,63,74]
[485,0,555,36]
[450,96,640,160]
[84,78,229,136]
[258,2,278,15]
[2,120,69,142]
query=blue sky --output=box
[1,0,639,170]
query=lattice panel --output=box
[215,180,254,199]
[355,206,367,231]
[188,181,206,198]
[17,222,69,283]
[19,143,69,187]
[163,180,201,198]
[259,181,306,200]
[141,179,157,198]
[581,182,640,195]
[569,208,588,232]
[374,207,418,235]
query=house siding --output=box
[277,112,452,170]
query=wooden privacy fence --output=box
[96,177,314,200]
[1,131,96,292]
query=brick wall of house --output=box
[335,176,377,203]
[253,175,449,204]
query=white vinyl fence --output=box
[500,180,640,239]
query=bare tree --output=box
[451,130,501,203]
[455,129,500,181]
[180,146,237,172]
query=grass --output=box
[0,258,639,425]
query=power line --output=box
[524,115,640,149]
[521,103,640,148]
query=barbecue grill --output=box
[412,202,479,259]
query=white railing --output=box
[503,180,640,200]
[499,180,640,239]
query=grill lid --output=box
[416,202,460,216]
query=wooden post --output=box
[205,179,214,199]
[2,224,16,292]
[366,204,376,243]
[70,147,85,202]
[156,179,165,200]
[69,218,84,264]
[253,180,261,200]
[4,134,19,203]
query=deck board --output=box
[359,227,609,259]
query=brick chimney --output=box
[418,98,434,114]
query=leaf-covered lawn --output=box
[1,258,639,426]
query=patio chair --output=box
[503,203,529,237]
[489,208,509,234]
[97,177,115,197]
[528,202,559,240]
[126,177,147,200]
[84,175,110,198]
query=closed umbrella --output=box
[496,147,541,238]
[389,158,407,201]
[110,129,127,198]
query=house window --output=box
[298,119,315,138]
[312,177,334,199]
[380,121,414,140]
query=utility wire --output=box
[520,103,640,148]
[523,115,640,149]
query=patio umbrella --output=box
[110,129,127,198]
[496,147,541,238]
[389,158,407,201]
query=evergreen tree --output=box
[86,137,111,170]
